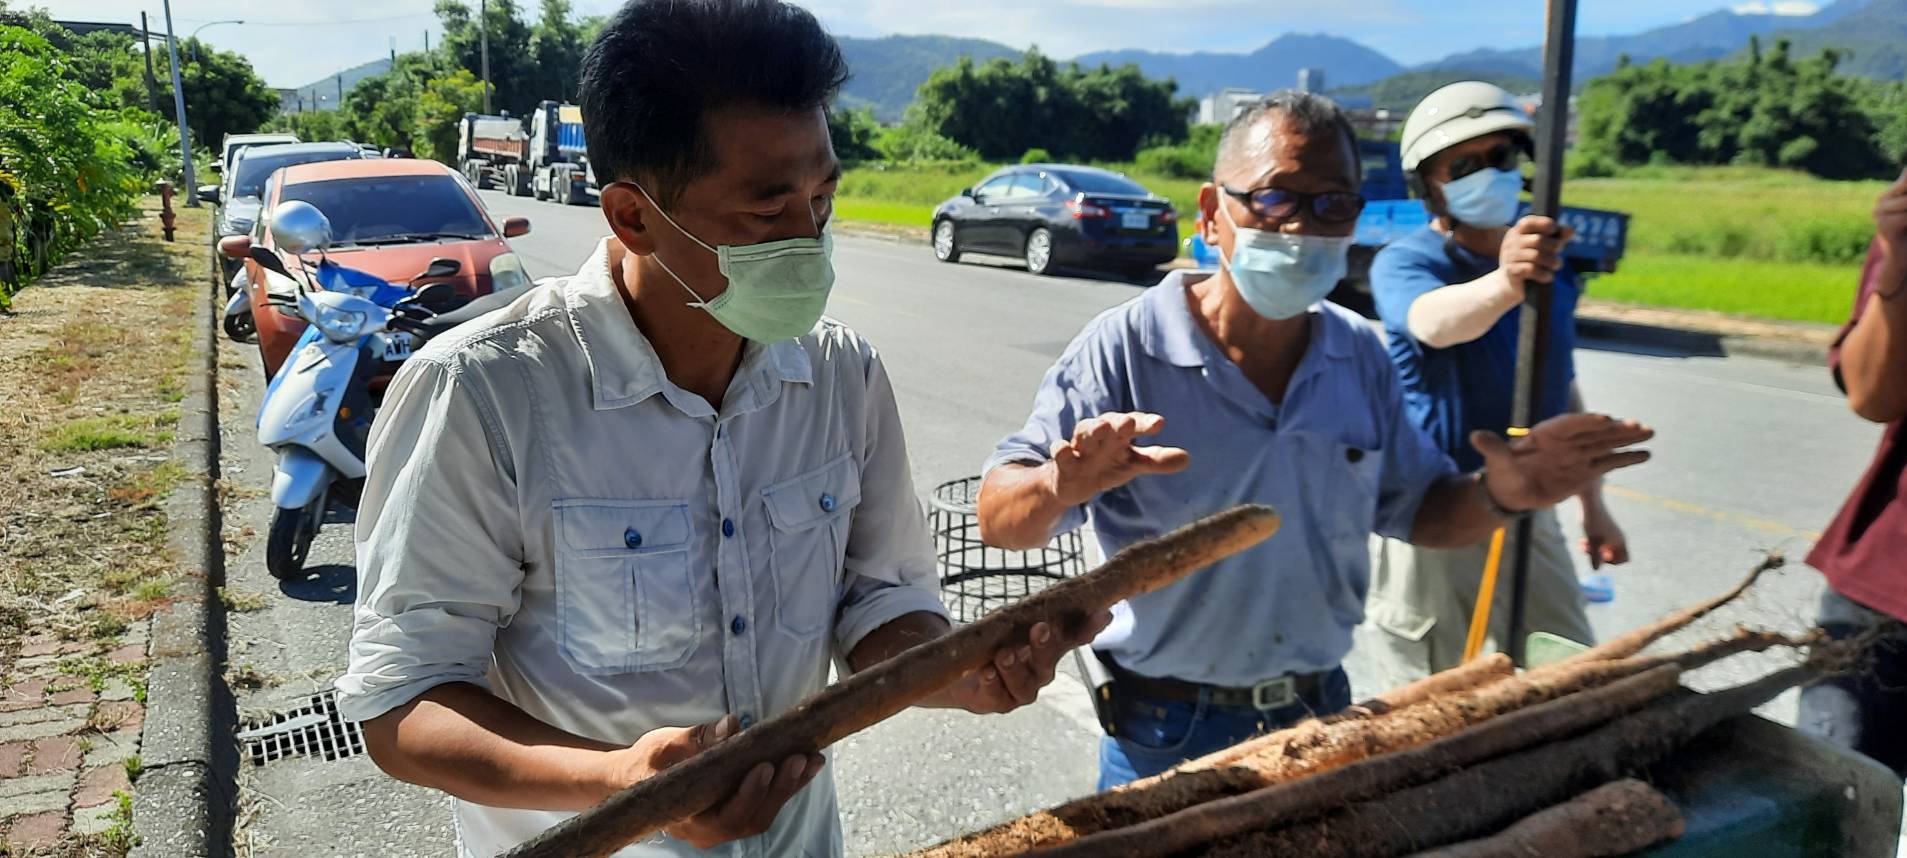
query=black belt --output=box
[1105,656,1329,711]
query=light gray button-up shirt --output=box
[335,239,948,858]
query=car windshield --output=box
[232,150,359,198]
[1056,170,1149,196]
[278,175,493,246]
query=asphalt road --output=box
[212,188,1890,856]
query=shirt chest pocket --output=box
[761,454,862,640]
[1284,431,1384,539]
[551,500,700,674]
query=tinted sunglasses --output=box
[1218,186,1367,225]
[1446,144,1523,182]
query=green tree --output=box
[529,0,587,104]
[908,49,1188,162]
[434,0,536,116]
[413,69,488,163]
[828,107,882,162]
[154,37,278,149]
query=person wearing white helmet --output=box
[1354,81,1629,684]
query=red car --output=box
[235,158,532,377]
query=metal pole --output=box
[1505,0,1578,665]
[161,0,198,205]
[479,0,492,113]
[140,12,159,112]
[337,74,344,107]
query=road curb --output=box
[131,257,238,858]
[1575,314,1831,366]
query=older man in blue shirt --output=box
[976,91,1654,788]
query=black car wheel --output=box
[933,220,961,263]
[1024,228,1055,276]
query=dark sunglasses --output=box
[1219,186,1366,225]
[1446,144,1523,182]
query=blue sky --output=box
[37,0,1822,87]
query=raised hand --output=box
[1050,412,1191,507]
[1500,215,1576,290]
[1472,413,1653,513]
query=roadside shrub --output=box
[1774,216,1875,265]
[1020,148,1051,164]
[1136,144,1211,180]
[0,24,150,306]
[873,123,980,165]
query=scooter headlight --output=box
[312,305,369,342]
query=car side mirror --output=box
[407,281,456,309]
[502,217,531,238]
[961,187,975,199]
[217,235,252,259]
[247,246,293,280]
[417,257,462,281]
[197,185,221,205]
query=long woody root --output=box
[907,559,1801,858]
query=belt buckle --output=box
[1250,676,1296,711]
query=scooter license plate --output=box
[382,333,414,362]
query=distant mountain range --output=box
[304,0,1899,121]
[289,58,391,111]
[1420,0,1874,80]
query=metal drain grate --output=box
[238,690,366,767]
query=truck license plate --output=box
[1121,212,1151,230]
[382,333,414,362]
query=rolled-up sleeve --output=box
[833,349,949,655]
[335,356,526,723]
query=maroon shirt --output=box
[1809,239,1907,623]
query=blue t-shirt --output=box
[1370,226,1578,473]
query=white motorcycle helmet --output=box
[269,200,332,255]
[1399,81,1535,175]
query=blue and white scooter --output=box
[228,201,526,579]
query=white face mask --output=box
[1440,167,1523,227]
[634,182,835,343]
[1217,202,1353,320]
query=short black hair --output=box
[1216,90,1362,183]
[578,0,850,205]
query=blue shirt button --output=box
[623,528,642,549]
[721,518,735,538]
[731,615,747,635]
[819,493,836,512]
[739,713,755,730]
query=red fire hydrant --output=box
[156,181,176,242]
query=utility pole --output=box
[336,74,344,108]
[424,30,430,52]
[480,0,492,114]
[390,37,397,66]
[1503,0,1579,665]
[161,0,197,204]
[139,12,159,113]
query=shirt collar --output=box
[1139,268,1354,369]
[564,238,813,414]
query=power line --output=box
[174,11,435,27]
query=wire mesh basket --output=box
[929,475,1087,624]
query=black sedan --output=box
[931,165,1178,277]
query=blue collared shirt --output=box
[985,270,1457,685]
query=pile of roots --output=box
[909,555,1870,858]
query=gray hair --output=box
[1216,90,1362,181]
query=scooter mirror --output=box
[247,246,294,280]
[417,258,462,281]
[270,201,332,255]
[407,281,457,310]
[218,235,253,259]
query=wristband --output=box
[1475,469,1529,520]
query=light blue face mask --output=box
[1440,167,1524,227]
[635,182,835,343]
[1217,202,1352,321]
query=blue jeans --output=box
[1097,667,1352,790]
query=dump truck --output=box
[456,112,530,194]
[522,100,595,206]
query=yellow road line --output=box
[1604,484,1823,541]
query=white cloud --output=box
[1729,1,1819,15]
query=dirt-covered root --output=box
[1407,779,1684,858]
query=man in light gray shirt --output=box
[334,3,1104,855]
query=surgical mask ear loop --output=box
[630,181,719,308]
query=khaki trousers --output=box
[1356,507,1594,691]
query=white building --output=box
[1197,88,1263,126]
